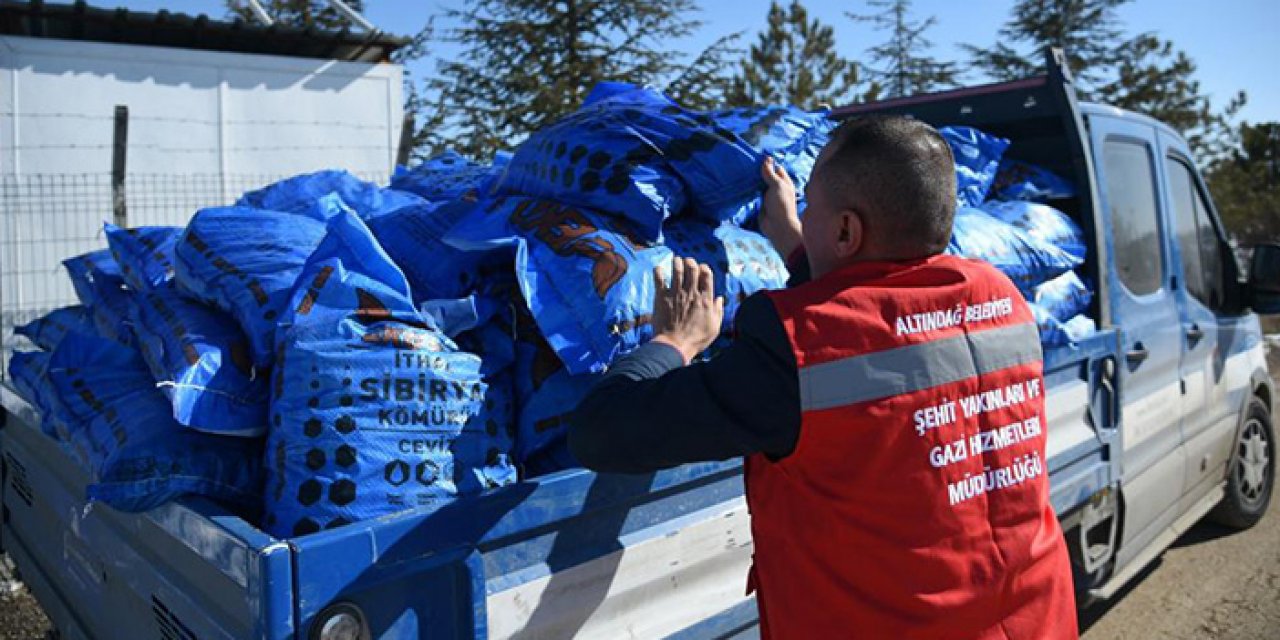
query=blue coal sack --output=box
[390,150,512,203]
[42,330,262,511]
[174,203,336,369]
[104,224,181,292]
[494,87,687,241]
[63,249,135,346]
[1030,303,1097,347]
[265,211,486,538]
[947,207,1082,292]
[980,200,1087,262]
[1030,271,1092,322]
[991,159,1076,202]
[446,196,674,376]
[662,220,789,333]
[701,105,834,225]
[513,314,598,474]
[7,351,57,437]
[451,368,519,492]
[14,306,95,351]
[367,200,516,304]
[128,284,269,436]
[237,170,423,220]
[940,126,1010,208]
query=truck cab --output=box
[2,49,1277,639]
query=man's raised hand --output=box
[650,257,725,364]
[760,156,803,259]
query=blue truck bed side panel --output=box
[0,385,295,640]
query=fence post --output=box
[396,112,415,169]
[112,105,128,228]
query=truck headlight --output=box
[311,602,370,640]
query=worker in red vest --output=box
[569,115,1078,639]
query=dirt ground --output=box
[1079,481,1280,639]
[0,555,50,640]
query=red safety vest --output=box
[748,254,1077,639]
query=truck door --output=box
[1158,136,1235,502]
[1091,116,1187,563]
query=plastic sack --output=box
[662,220,789,333]
[980,200,1087,262]
[447,196,675,375]
[129,284,269,436]
[104,224,181,292]
[14,306,95,351]
[63,249,121,305]
[451,368,518,493]
[940,126,1010,208]
[40,330,263,511]
[495,93,687,241]
[265,212,486,538]
[1031,303,1097,347]
[444,319,518,493]
[1030,271,1092,322]
[7,352,57,436]
[390,150,512,203]
[237,170,423,220]
[80,388,265,512]
[947,207,1082,292]
[991,159,1076,202]
[703,105,834,226]
[367,200,516,304]
[513,315,597,474]
[45,328,164,430]
[175,204,336,369]
[63,249,134,346]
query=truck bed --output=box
[1,324,1118,639]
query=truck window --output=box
[1104,139,1164,296]
[1165,157,1224,308]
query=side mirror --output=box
[1248,243,1280,314]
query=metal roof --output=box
[0,1,409,63]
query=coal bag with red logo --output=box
[265,211,486,538]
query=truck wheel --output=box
[1210,397,1274,529]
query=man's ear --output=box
[834,209,863,258]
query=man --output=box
[569,116,1078,638]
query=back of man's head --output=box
[814,115,956,260]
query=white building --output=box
[0,2,408,371]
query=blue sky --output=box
[115,1,1279,124]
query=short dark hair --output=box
[814,115,956,258]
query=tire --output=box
[1210,396,1274,529]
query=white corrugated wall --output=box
[0,35,403,375]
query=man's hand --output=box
[651,258,725,364]
[760,156,803,259]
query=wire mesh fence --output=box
[0,172,388,379]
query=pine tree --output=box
[425,0,707,159]
[225,0,366,30]
[730,1,863,109]
[665,33,744,111]
[962,0,1127,93]
[393,22,444,164]
[964,0,1244,160]
[1098,35,1246,163]
[1207,122,1280,246]
[849,0,956,99]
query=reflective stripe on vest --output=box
[799,321,1042,411]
